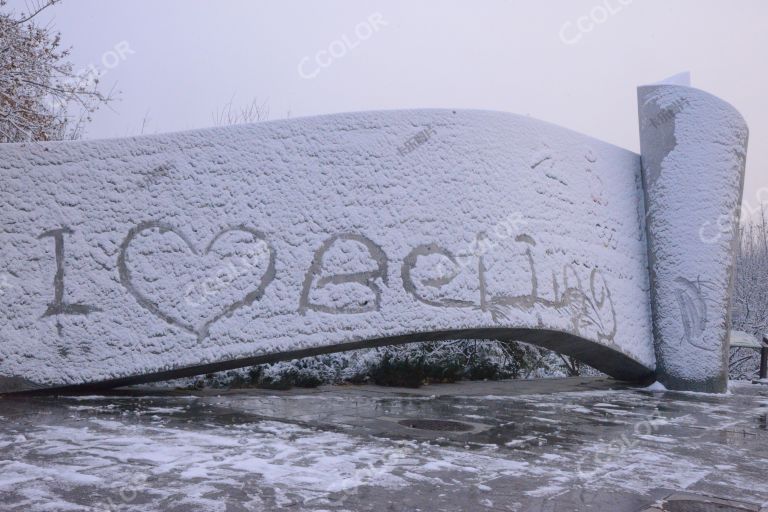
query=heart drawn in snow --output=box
[118,221,276,341]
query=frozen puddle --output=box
[0,378,766,511]
[0,411,527,510]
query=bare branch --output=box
[12,0,57,26]
[212,96,270,126]
[0,0,112,142]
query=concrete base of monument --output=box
[2,377,767,511]
[654,370,730,395]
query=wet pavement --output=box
[1,377,767,511]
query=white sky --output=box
[13,0,768,208]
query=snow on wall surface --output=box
[638,84,749,392]
[0,109,656,391]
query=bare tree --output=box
[730,204,768,378]
[212,96,269,126]
[732,206,768,334]
[0,0,111,143]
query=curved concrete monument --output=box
[638,75,749,392]
[0,78,747,394]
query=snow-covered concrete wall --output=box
[0,109,659,392]
[638,81,749,392]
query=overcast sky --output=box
[14,0,768,209]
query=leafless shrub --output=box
[729,347,760,380]
[212,96,269,126]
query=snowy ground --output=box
[0,377,766,511]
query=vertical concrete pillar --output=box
[638,74,749,392]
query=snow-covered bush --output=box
[172,340,602,390]
[350,340,531,388]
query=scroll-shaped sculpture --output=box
[638,73,749,392]
[0,78,747,394]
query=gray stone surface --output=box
[642,492,762,511]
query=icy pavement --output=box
[0,377,767,511]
